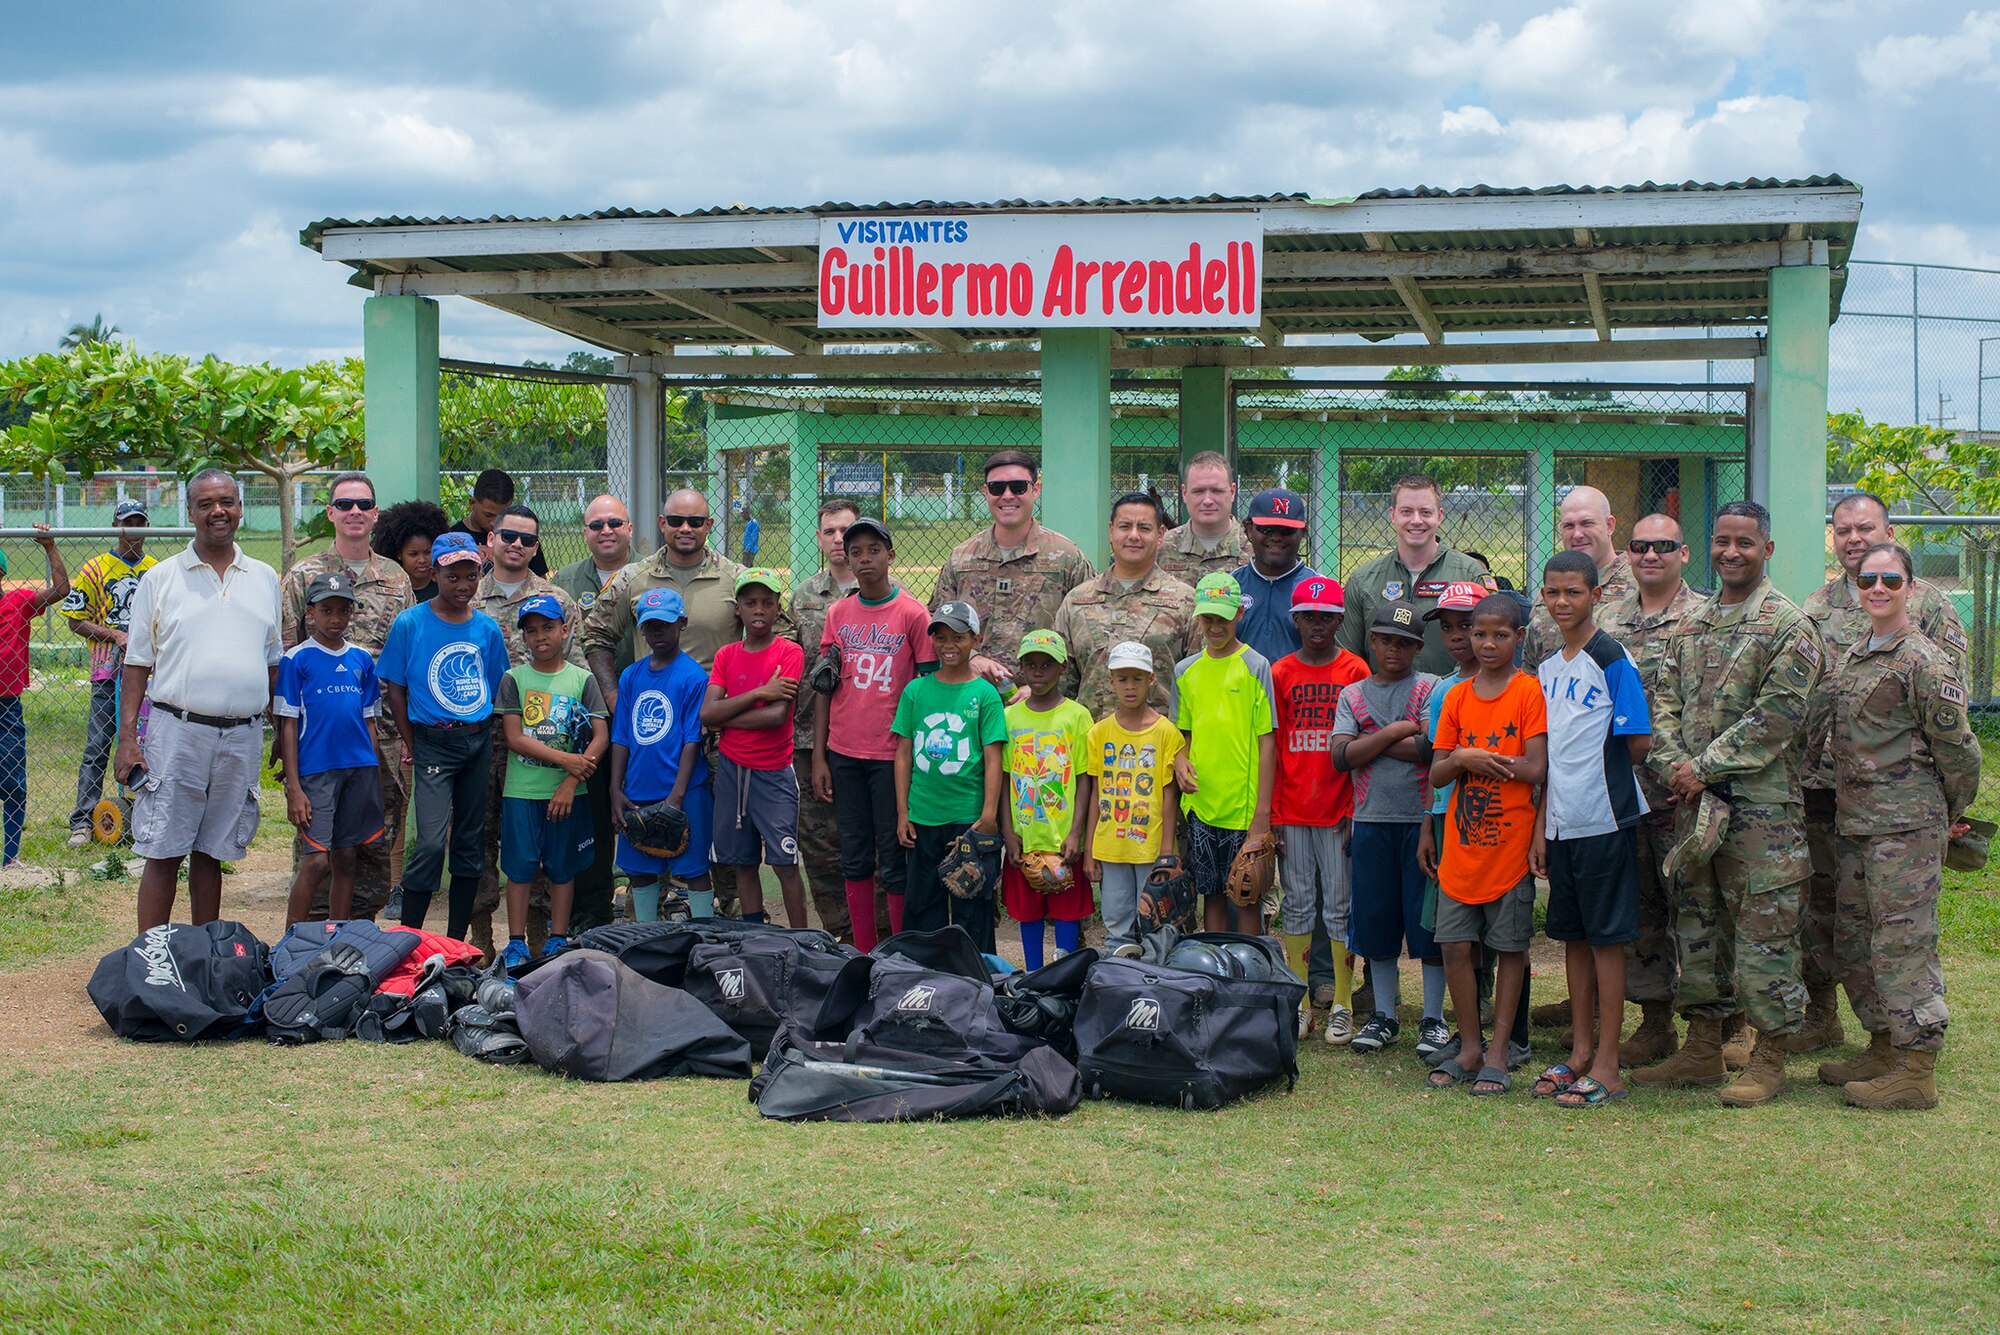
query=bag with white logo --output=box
[751,1025,1082,1123]
[571,918,840,991]
[1072,932,1304,1109]
[683,934,858,1055]
[88,921,270,1042]
[813,950,1040,1063]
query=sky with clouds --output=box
[2,1,1995,421]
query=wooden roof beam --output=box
[653,286,820,356]
[1367,232,1443,344]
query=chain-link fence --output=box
[1882,515,2000,737]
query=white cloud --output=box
[1862,9,2000,95]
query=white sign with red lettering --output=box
[816,212,1263,329]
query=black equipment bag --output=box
[751,1025,1082,1123]
[571,918,838,990]
[1072,932,1304,1110]
[869,924,991,979]
[812,947,1041,1064]
[683,933,858,1055]
[261,920,422,1045]
[515,948,752,1081]
[88,921,269,1042]
[992,948,1100,1060]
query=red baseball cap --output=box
[1422,580,1488,620]
[1291,576,1344,614]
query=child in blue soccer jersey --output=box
[611,587,713,919]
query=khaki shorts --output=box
[131,707,264,862]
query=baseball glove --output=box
[808,644,842,695]
[1224,838,1276,909]
[1018,850,1072,894]
[622,799,691,860]
[938,828,1003,900]
[1136,854,1196,932]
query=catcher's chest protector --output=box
[261,920,422,1044]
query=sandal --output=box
[1554,1075,1628,1109]
[1531,1063,1580,1099]
[1469,1066,1511,1096]
[1426,1056,1477,1089]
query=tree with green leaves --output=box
[59,314,121,350]
[0,344,363,570]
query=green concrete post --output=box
[1179,366,1232,470]
[1041,330,1113,568]
[790,411,822,581]
[362,295,439,505]
[1312,432,1340,575]
[1678,456,1714,587]
[1765,264,1832,600]
[1526,437,1557,583]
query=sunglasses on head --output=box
[662,514,711,529]
[1627,538,1683,555]
[985,478,1033,497]
[586,517,628,531]
[1855,571,1907,590]
[330,497,377,512]
[496,529,539,546]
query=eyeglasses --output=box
[662,514,711,529]
[496,529,539,547]
[586,518,628,531]
[329,497,377,512]
[1627,538,1684,555]
[1855,571,1908,590]
[985,479,1033,497]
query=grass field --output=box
[0,756,1996,1332]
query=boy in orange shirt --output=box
[1427,593,1548,1095]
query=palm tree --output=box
[60,314,120,350]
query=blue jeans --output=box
[0,696,25,862]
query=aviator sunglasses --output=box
[586,517,628,531]
[1854,571,1908,590]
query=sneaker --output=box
[384,887,404,922]
[1324,1005,1354,1046]
[1111,942,1143,959]
[500,938,531,970]
[67,828,91,850]
[1416,1016,1451,1058]
[1508,1038,1533,1070]
[1350,1012,1401,1054]
[541,935,569,958]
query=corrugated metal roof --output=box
[1350,175,1857,200]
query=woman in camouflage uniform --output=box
[1821,542,1983,1110]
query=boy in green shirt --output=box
[1001,629,1097,969]
[496,595,609,966]
[1174,572,1277,932]
[894,601,1007,950]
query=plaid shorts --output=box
[1186,814,1247,900]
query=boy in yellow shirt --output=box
[1079,641,1182,954]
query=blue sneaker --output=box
[500,938,531,970]
[541,935,569,958]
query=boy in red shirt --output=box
[0,525,68,865]
[1427,593,1548,1096]
[1270,577,1371,1042]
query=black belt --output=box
[155,702,259,729]
[417,717,492,732]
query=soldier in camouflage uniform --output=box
[789,499,867,943]
[932,451,1095,688]
[1632,502,1822,1107]
[1158,450,1251,586]
[1596,514,1704,1065]
[1795,492,1969,1053]
[277,473,413,921]
[1523,486,1633,672]
[1051,492,1197,718]
[464,506,582,957]
[1335,474,1495,677]
[1817,541,1982,1110]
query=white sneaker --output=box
[1324,1006,1354,1046]
[1298,1005,1319,1039]
[1112,942,1143,959]
[67,829,91,850]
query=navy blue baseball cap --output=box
[1247,487,1307,529]
[431,532,482,566]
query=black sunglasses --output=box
[986,479,1033,497]
[1627,538,1683,555]
[586,518,628,531]
[1854,571,1908,590]
[496,529,539,547]
[330,497,377,512]
[662,514,711,529]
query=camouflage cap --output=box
[1946,815,1995,873]
[1663,788,1731,881]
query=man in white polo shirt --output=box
[117,469,282,931]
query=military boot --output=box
[1620,1001,1679,1067]
[1818,1031,1894,1086]
[1530,997,1572,1029]
[1720,1012,1752,1071]
[1719,1031,1789,1108]
[1843,1048,1939,1111]
[1630,1016,1727,1087]
[1783,984,1846,1054]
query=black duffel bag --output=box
[571,918,838,990]
[751,1024,1081,1122]
[812,947,1042,1064]
[516,947,751,1081]
[88,921,270,1042]
[992,948,1100,1060]
[683,933,857,1055]
[1072,931,1304,1110]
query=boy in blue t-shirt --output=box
[611,587,713,920]
[275,571,384,927]
[379,533,509,940]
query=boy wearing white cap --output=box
[1079,641,1183,953]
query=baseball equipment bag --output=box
[1016,850,1072,894]
[515,948,752,1081]
[812,948,1042,1063]
[870,924,991,979]
[353,956,452,1044]
[445,1003,529,1065]
[622,798,692,859]
[991,948,1100,1060]
[683,933,860,1055]
[571,918,840,990]
[752,1026,1082,1122]
[261,919,423,1044]
[808,644,841,695]
[1073,932,1304,1109]
[88,921,269,1042]
[1224,839,1276,908]
[1136,855,1196,932]
[937,828,1003,900]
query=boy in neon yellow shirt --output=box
[1001,630,1097,969]
[1173,573,1276,932]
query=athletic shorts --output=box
[298,765,386,853]
[1349,820,1433,960]
[1186,814,1246,899]
[1544,826,1641,946]
[1000,855,1095,923]
[501,793,595,885]
[616,782,712,881]
[710,755,800,868]
[1432,874,1536,954]
[1277,820,1351,938]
